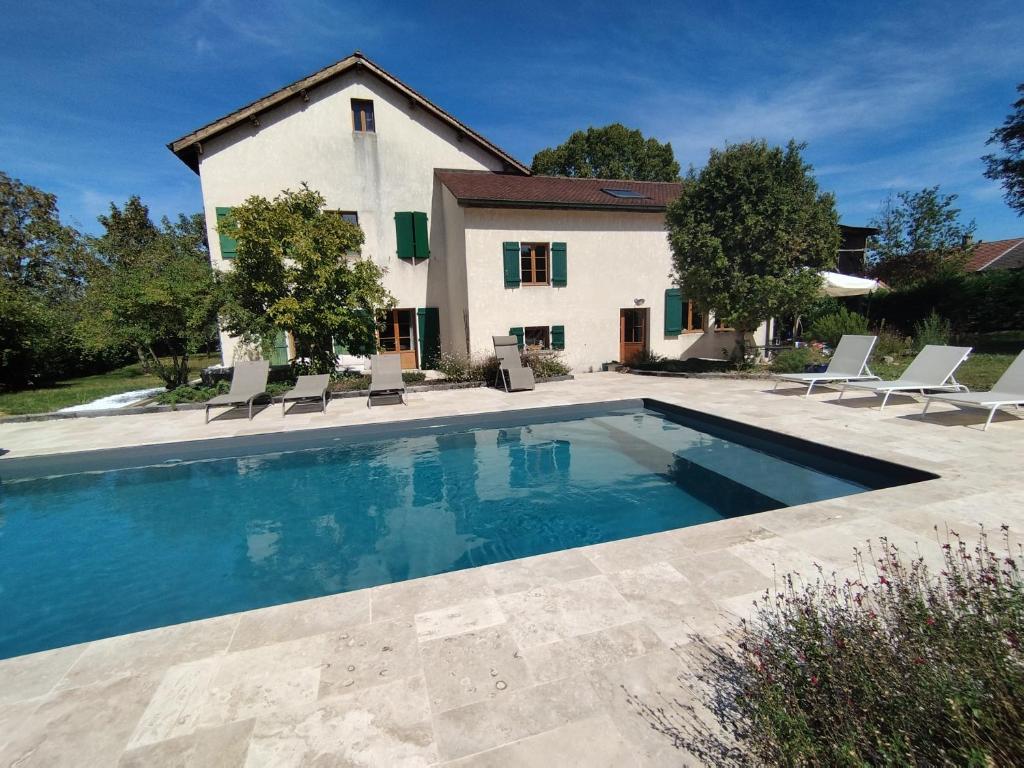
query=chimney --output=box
[962,234,974,248]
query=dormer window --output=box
[601,188,648,199]
[351,99,375,132]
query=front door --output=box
[619,308,647,365]
[379,308,418,369]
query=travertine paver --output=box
[1,372,1022,766]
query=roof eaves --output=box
[167,52,529,176]
[976,238,1024,271]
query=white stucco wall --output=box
[194,68,506,363]
[458,207,758,371]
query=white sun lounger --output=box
[773,334,878,396]
[921,350,1024,430]
[205,360,271,424]
[838,345,972,412]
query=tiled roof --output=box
[966,237,1024,270]
[436,169,683,211]
[168,52,529,175]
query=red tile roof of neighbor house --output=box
[966,237,1024,271]
[436,169,684,211]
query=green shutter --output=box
[395,212,414,258]
[551,242,567,286]
[503,242,520,287]
[551,325,565,350]
[216,207,237,260]
[412,212,430,258]
[664,288,683,335]
[270,330,289,366]
[417,307,440,368]
[509,327,525,349]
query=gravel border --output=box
[622,367,774,380]
[0,375,575,424]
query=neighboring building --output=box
[965,237,1024,272]
[168,52,856,372]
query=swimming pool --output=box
[0,399,934,659]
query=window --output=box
[601,188,648,199]
[338,211,358,225]
[520,243,549,285]
[524,326,550,350]
[685,300,704,332]
[351,99,375,132]
[714,316,735,331]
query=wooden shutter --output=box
[509,327,525,349]
[551,242,567,286]
[215,207,237,260]
[270,330,290,366]
[394,212,414,258]
[412,212,430,258]
[664,289,683,335]
[551,325,565,350]
[503,242,520,287]
[417,307,440,368]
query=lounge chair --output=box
[367,355,406,407]
[205,360,271,424]
[773,334,879,396]
[493,336,535,392]
[838,345,972,412]
[281,374,331,416]
[921,350,1024,431]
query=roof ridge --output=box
[167,51,529,175]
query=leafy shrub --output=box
[913,310,952,350]
[436,352,475,383]
[873,322,911,358]
[154,381,294,404]
[801,295,843,329]
[807,308,870,348]
[631,529,1024,766]
[768,347,824,373]
[522,350,571,377]
[632,357,734,374]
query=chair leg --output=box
[805,381,815,397]
[838,385,846,401]
[282,399,286,417]
[249,400,253,420]
[205,405,210,425]
[880,390,892,412]
[984,406,998,431]
[922,398,932,416]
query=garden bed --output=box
[0,375,574,424]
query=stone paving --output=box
[1,372,1022,766]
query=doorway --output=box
[379,308,418,369]
[619,308,648,365]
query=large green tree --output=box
[867,187,975,289]
[983,82,1024,217]
[0,171,90,389]
[667,140,839,354]
[531,123,681,181]
[82,197,221,388]
[220,185,394,373]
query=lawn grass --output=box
[0,354,221,416]
[869,352,1014,391]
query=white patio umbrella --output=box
[819,271,882,297]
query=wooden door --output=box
[379,308,418,369]
[619,308,647,365]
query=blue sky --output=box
[2,0,1022,238]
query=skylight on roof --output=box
[601,188,648,199]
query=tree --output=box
[219,185,394,373]
[0,171,91,389]
[82,197,221,388]
[866,187,975,289]
[667,140,839,354]
[531,123,681,181]
[983,83,1024,216]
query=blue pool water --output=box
[0,401,929,659]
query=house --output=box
[167,52,850,372]
[965,237,1024,272]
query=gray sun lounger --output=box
[205,359,271,424]
[493,336,535,392]
[367,354,406,407]
[281,374,331,416]
[838,345,972,411]
[921,350,1024,431]
[773,334,879,396]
